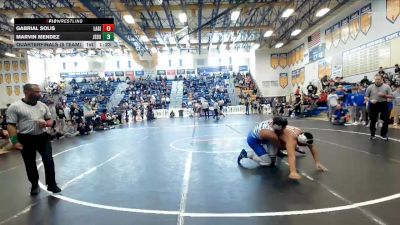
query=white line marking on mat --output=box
[300,127,400,143]
[285,162,387,225]
[61,152,122,190]
[0,166,19,175]
[177,152,193,225]
[31,127,400,218]
[0,201,41,225]
[169,136,245,153]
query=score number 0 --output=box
[102,24,115,41]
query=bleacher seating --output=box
[182,74,231,107]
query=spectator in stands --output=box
[316,90,328,107]
[55,102,66,135]
[131,106,138,122]
[356,85,367,125]
[328,89,339,121]
[392,84,400,126]
[345,87,358,124]
[62,120,79,137]
[245,98,250,115]
[360,76,371,86]
[336,85,346,102]
[213,101,219,120]
[307,82,317,96]
[378,66,385,75]
[321,75,329,90]
[83,98,94,132]
[395,64,400,74]
[169,110,175,118]
[293,95,302,117]
[202,101,210,119]
[1,104,10,131]
[75,117,88,135]
[0,112,11,151]
[295,86,301,96]
[332,104,346,125]
[147,105,155,121]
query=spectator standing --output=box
[327,89,339,121]
[365,74,393,140]
[392,84,400,126]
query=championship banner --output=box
[386,0,400,23]
[295,70,300,84]
[325,63,332,78]
[296,48,301,64]
[125,71,135,80]
[20,60,27,71]
[186,69,195,75]
[299,67,305,84]
[271,54,279,69]
[167,69,176,76]
[5,73,11,84]
[341,17,350,43]
[325,27,333,50]
[104,71,114,77]
[279,53,287,68]
[350,10,360,39]
[21,73,28,83]
[115,71,124,77]
[12,61,18,71]
[14,85,21,96]
[332,22,341,47]
[318,61,326,79]
[177,69,186,75]
[0,74,3,84]
[134,71,144,77]
[287,51,292,66]
[300,45,305,61]
[291,70,297,86]
[279,73,288,88]
[6,86,12,96]
[156,70,166,76]
[361,4,372,34]
[4,61,10,72]
[13,73,19,83]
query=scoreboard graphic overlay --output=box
[14,18,115,48]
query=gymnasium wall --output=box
[0,55,30,108]
[155,49,251,73]
[26,49,251,84]
[254,0,400,97]
[29,55,145,83]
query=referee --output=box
[7,84,61,195]
[365,74,393,140]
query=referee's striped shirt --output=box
[7,100,51,135]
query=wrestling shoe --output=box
[237,149,247,164]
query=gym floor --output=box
[1,115,400,225]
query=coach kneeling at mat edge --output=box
[7,84,61,195]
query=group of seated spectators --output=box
[123,76,171,111]
[179,73,231,118]
[270,64,400,126]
